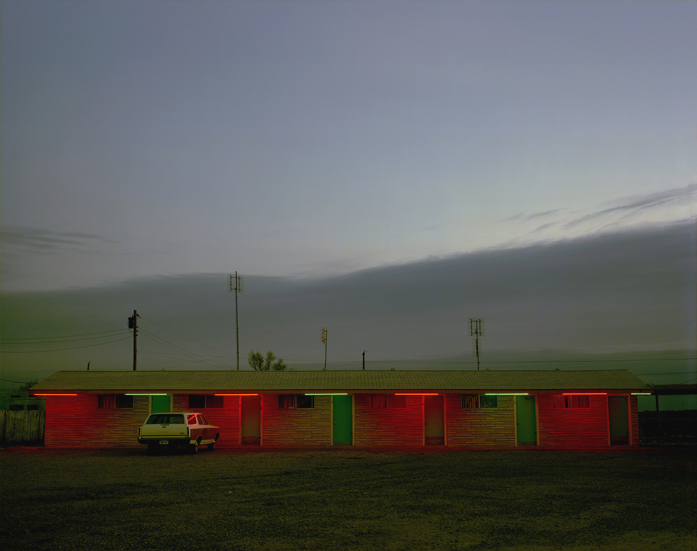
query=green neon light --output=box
[125,393,168,396]
[631,392,652,396]
[304,393,348,396]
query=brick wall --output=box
[262,394,332,447]
[538,395,609,448]
[354,394,423,446]
[446,395,516,447]
[44,394,148,448]
[172,395,240,448]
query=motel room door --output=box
[516,396,537,445]
[333,395,353,445]
[241,395,262,445]
[424,395,444,445]
[151,395,171,414]
[608,396,629,445]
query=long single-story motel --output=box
[31,369,653,449]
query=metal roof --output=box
[31,369,651,393]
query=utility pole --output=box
[362,350,365,370]
[321,327,328,370]
[468,318,484,371]
[128,310,139,371]
[229,273,243,371]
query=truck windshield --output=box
[146,414,185,425]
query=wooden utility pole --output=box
[128,310,138,371]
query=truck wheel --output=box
[207,442,216,451]
[189,442,199,454]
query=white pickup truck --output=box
[138,412,220,454]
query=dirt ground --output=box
[0,447,695,551]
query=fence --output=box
[639,410,697,445]
[0,410,45,445]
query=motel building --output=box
[31,369,652,449]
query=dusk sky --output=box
[2,1,695,292]
[1,2,695,400]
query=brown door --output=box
[241,395,261,445]
[608,396,629,445]
[424,395,444,445]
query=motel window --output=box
[189,395,205,409]
[388,395,406,408]
[295,395,315,409]
[553,395,591,409]
[370,395,406,408]
[461,395,498,409]
[98,395,133,409]
[188,395,224,409]
[278,395,295,408]
[278,395,315,409]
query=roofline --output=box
[33,388,653,395]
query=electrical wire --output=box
[138,328,232,370]
[0,329,129,344]
[139,317,235,356]
[0,378,37,384]
[0,336,132,353]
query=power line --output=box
[138,328,231,370]
[139,317,234,356]
[0,329,128,344]
[0,336,132,353]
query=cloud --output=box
[505,209,563,223]
[1,226,117,252]
[2,221,693,375]
[532,222,558,233]
[564,184,696,229]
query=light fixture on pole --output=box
[321,327,327,370]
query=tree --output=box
[18,380,37,391]
[248,350,287,371]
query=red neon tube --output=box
[395,393,439,396]
[214,393,258,396]
[562,393,607,396]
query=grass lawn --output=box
[0,447,695,550]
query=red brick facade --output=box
[44,394,149,448]
[537,394,610,448]
[42,392,640,449]
[262,394,332,447]
[354,394,423,446]
[446,395,516,447]
[172,394,239,448]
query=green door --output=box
[424,395,444,445]
[516,396,537,445]
[151,395,170,413]
[608,396,629,445]
[333,395,352,445]
[241,395,261,445]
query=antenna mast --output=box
[468,318,484,371]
